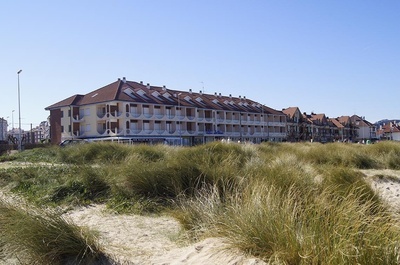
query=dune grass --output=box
[0,199,106,265]
[2,141,400,263]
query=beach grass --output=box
[0,198,107,265]
[1,141,400,263]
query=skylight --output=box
[123,88,136,99]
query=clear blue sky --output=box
[1,1,399,130]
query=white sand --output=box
[361,169,400,213]
[64,204,266,265]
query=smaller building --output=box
[377,122,400,141]
[282,108,374,143]
[350,115,377,141]
[0,117,7,142]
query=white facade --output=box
[59,101,287,145]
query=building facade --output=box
[282,107,374,143]
[46,78,287,145]
[0,118,7,142]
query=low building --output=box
[377,122,400,141]
[0,117,7,142]
[350,115,377,141]
[45,78,287,145]
[282,108,370,143]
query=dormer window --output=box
[123,88,135,99]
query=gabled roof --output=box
[337,116,351,125]
[381,123,400,133]
[45,78,286,116]
[329,118,344,128]
[282,107,300,119]
[350,115,374,128]
[45,94,84,110]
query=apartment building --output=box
[45,78,287,145]
[350,115,377,141]
[282,107,370,142]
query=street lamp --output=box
[12,110,15,131]
[17,70,22,151]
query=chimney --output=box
[199,90,202,95]
[189,89,192,94]
[214,92,217,96]
[229,94,232,98]
[162,85,166,91]
[147,83,151,89]
[122,77,126,83]
[140,81,143,84]
[243,96,246,99]
[118,78,121,81]
[239,95,241,99]
[219,93,222,97]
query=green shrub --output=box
[58,142,131,164]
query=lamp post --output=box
[17,70,22,151]
[12,110,15,131]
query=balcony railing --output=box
[130,112,141,118]
[97,112,106,119]
[126,129,142,134]
[108,111,122,118]
[72,115,84,122]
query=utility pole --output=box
[17,70,22,151]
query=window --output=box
[61,111,64,118]
[68,110,71,117]
[61,126,64,132]
[84,108,90,116]
[68,125,71,132]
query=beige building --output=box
[45,78,287,145]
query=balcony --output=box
[130,112,142,118]
[143,129,154,134]
[167,129,176,134]
[72,130,83,137]
[72,115,84,122]
[205,130,224,135]
[97,112,107,119]
[143,113,153,119]
[126,129,142,135]
[108,111,122,118]
[96,128,123,136]
[268,122,286,127]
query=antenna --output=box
[200,81,205,93]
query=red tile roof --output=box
[46,79,285,116]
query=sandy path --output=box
[64,205,266,265]
[361,169,400,213]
